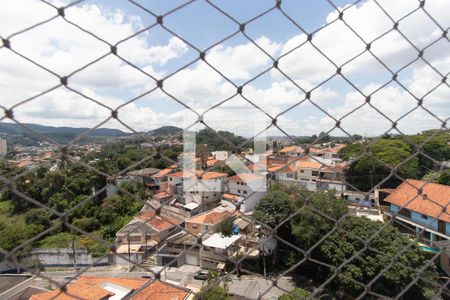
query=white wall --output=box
[212,151,229,161]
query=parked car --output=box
[194,269,209,280]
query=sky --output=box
[0,0,449,138]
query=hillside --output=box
[0,122,129,146]
[151,126,182,136]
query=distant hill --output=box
[151,126,183,136]
[0,122,128,137]
[0,122,129,146]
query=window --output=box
[300,170,305,173]
[243,190,248,195]
[398,208,411,218]
[237,189,241,193]
[192,224,198,229]
[287,173,293,178]
[312,171,319,176]
[421,214,428,220]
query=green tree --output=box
[73,217,100,232]
[344,139,419,191]
[196,271,234,300]
[219,217,234,237]
[25,208,53,228]
[320,216,437,298]
[278,288,311,300]
[253,190,294,229]
[291,191,348,249]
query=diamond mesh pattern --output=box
[0,0,449,299]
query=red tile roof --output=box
[296,161,323,169]
[153,168,174,178]
[384,179,450,222]
[129,280,190,300]
[30,276,147,300]
[186,209,233,225]
[30,284,113,300]
[268,164,296,173]
[138,211,178,231]
[169,170,227,180]
[228,173,264,182]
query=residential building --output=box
[114,211,180,264]
[200,233,242,270]
[296,161,323,181]
[157,231,200,267]
[268,160,346,193]
[211,150,230,161]
[128,280,191,300]
[149,166,177,192]
[168,170,228,206]
[227,173,266,212]
[30,276,148,300]
[0,138,7,158]
[185,206,234,235]
[268,164,297,181]
[384,179,450,243]
[116,211,179,245]
[278,145,304,156]
[128,167,162,187]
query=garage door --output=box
[185,253,199,266]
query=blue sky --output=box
[0,0,448,137]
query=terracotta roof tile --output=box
[384,179,450,222]
[153,168,173,178]
[296,161,323,169]
[186,209,232,225]
[129,280,190,300]
[138,211,178,231]
[30,284,113,300]
[168,170,227,180]
[30,276,148,300]
[228,173,264,182]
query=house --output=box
[384,179,450,243]
[114,211,180,265]
[116,211,179,245]
[128,280,191,300]
[157,231,200,267]
[278,146,304,156]
[268,164,297,181]
[157,230,244,271]
[200,233,242,270]
[317,164,346,192]
[30,276,148,300]
[149,166,177,191]
[227,173,266,212]
[128,168,162,187]
[321,147,341,162]
[167,170,228,207]
[296,161,323,181]
[211,150,230,161]
[185,206,234,235]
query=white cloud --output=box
[0,0,448,138]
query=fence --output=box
[0,0,449,299]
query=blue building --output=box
[384,179,450,243]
